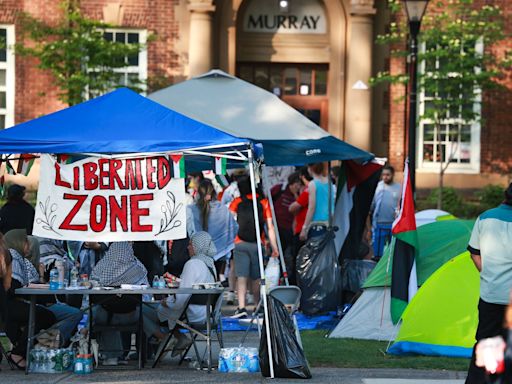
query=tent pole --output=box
[328,161,333,228]
[248,150,275,379]
[262,165,289,286]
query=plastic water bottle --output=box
[50,268,59,290]
[159,276,166,289]
[153,275,159,288]
[70,264,79,288]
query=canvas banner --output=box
[34,154,186,241]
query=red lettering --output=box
[54,163,71,188]
[125,160,137,189]
[83,162,99,190]
[73,167,80,190]
[98,159,109,189]
[146,158,157,189]
[90,195,107,232]
[109,160,125,190]
[130,193,153,232]
[109,195,128,232]
[59,194,88,231]
[135,159,143,189]
[157,156,171,189]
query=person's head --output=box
[7,184,26,202]
[189,231,217,259]
[0,236,12,280]
[197,179,217,231]
[381,165,395,185]
[331,165,341,183]
[287,171,302,195]
[307,162,327,178]
[504,183,512,206]
[4,229,30,257]
[188,172,205,191]
[237,175,252,197]
[299,166,313,185]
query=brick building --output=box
[0,0,510,188]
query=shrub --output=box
[475,184,505,211]
[425,187,466,217]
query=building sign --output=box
[243,0,327,34]
[33,154,186,242]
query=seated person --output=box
[0,236,56,370]
[36,236,73,279]
[90,241,148,366]
[67,241,109,277]
[143,231,218,357]
[4,229,82,348]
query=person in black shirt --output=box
[0,184,35,235]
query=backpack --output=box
[237,196,265,243]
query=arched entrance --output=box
[217,0,348,138]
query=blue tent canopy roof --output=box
[0,88,248,154]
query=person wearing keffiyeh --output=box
[90,241,149,366]
[142,231,218,356]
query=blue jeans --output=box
[372,223,392,258]
[307,224,327,239]
[142,303,169,338]
[47,303,83,344]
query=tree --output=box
[373,0,510,209]
[16,1,146,106]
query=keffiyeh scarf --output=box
[10,248,39,285]
[190,231,217,280]
[91,242,148,287]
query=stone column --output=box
[345,0,376,151]
[188,0,216,78]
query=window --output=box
[0,25,15,129]
[417,42,481,173]
[103,29,147,91]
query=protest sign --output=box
[34,154,186,241]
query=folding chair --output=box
[152,292,223,372]
[0,331,15,370]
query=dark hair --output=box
[505,183,512,206]
[299,167,313,182]
[308,162,327,177]
[383,165,395,174]
[197,179,216,231]
[237,176,252,197]
[287,171,300,186]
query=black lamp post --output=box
[403,0,429,195]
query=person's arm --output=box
[471,253,482,272]
[300,181,316,240]
[468,217,481,272]
[289,201,302,215]
[266,218,279,257]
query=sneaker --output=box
[246,293,255,305]
[117,358,128,366]
[225,291,236,305]
[102,357,119,366]
[231,307,248,319]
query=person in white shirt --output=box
[143,231,217,356]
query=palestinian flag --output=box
[0,175,5,197]
[170,154,186,178]
[214,156,227,175]
[57,154,74,164]
[335,159,384,260]
[390,159,418,324]
[6,160,16,175]
[17,154,36,176]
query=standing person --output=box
[369,165,401,259]
[229,176,279,318]
[465,183,512,384]
[299,163,334,241]
[270,171,302,255]
[187,179,238,282]
[289,167,312,283]
[0,184,35,235]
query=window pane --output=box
[423,124,435,141]
[0,29,6,62]
[128,52,139,66]
[0,69,5,86]
[461,125,471,142]
[423,144,434,162]
[104,32,113,42]
[299,68,311,96]
[315,69,327,95]
[127,33,139,44]
[0,92,5,108]
[254,66,269,90]
[239,66,253,83]
[284,67,297,95]
[115,32,125,43]
[269,67,282,93]
[460,142,471,163]
[127,73,139,86]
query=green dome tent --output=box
[329,219,477,358]
[388,252,479,358]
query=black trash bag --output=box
[259,296,312,379]
[296,229,341,315]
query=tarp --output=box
[388,252,479,358]
[363,219,474,288]
[0,88,247,154]
[148,70,373,166]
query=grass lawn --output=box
[301,331,470,371]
